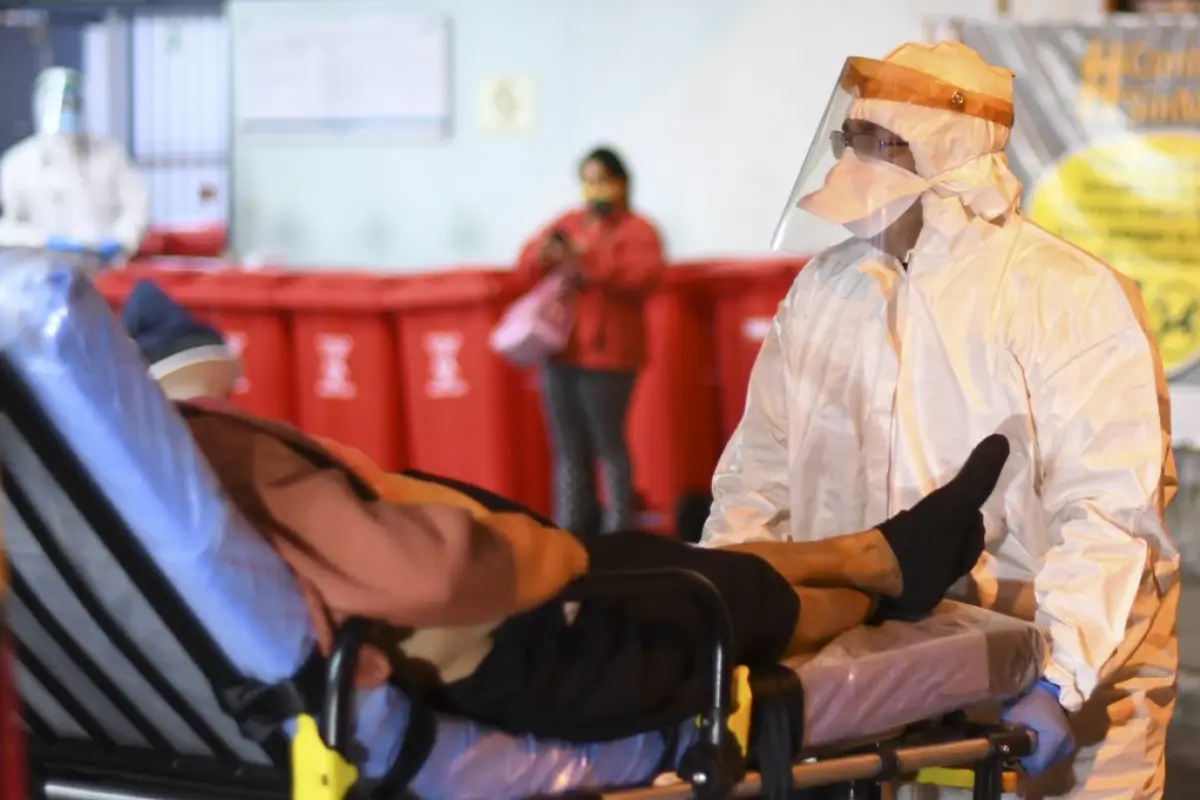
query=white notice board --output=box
[234,9,451,139]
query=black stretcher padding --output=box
[12,637,114,746]
[0,359,252,740]
[10,570,174,752]
[3,470,244,764]
[0,354,292,764]
[28,738,288,800]
[20,699,56,740]
[0,356,446,790]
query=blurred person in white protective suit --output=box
[0,67,148,263]
[701,41,1178,799]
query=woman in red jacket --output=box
[515,147,666,537]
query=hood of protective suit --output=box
[774,41,1024,257]
[853,41,1021,225]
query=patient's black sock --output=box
[874,434,1008,619]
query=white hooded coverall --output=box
[0,67,148,255]
[703,42,1178,799]
[0,135,148,255]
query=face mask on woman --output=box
[587,198,616,216]
[580,171,622,218]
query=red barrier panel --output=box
[703,259,807,445]
[161,224,227,258]
[387,271,551,517]
[625,269,720,530]
[135,225,226,259]
[279,274,407,472]
[173,271,298,423]
[0,624,23,800]
[135,228,169,258]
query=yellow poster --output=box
[1028,134,1200,375]
[959,21,1200,378]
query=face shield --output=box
[32,67,85,137]
[772,56,1016,256]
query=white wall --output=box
[84,11,229,227]
[229,0,998,271]
[130,13,229,226]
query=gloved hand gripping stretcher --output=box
[0,254,1046,799]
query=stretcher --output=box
[0,254,1048,799]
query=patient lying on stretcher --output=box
[123,279,1011,743]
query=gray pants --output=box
[541,363,637,537]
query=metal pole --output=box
[600,737,1007,800]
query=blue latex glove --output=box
[45,235,88,255]
[94,238,125,262]
[1000,679,1075,776]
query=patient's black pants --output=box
[439,532,800,743]
[541,363,637,538]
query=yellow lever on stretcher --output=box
[913,767,1019,792]
[727,666,753,756]
[694,665,753,757]
[292,713,359,800]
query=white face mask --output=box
[797,150,930,240]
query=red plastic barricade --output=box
[135,228,169,258]
[625,268,720,530]
[161,224,227,258]
[279,274,407,472]
[173,271,298,424]
[135,225,226,260]
[387,271,551,517]
[0,628,23,800]
[704,259,807,444]
[0,565,24,800]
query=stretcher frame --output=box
[0,344,1032,800]
[294,587,1033,800]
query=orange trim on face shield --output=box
[840,57,1014,128]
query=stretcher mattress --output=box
[0,254,1047,800]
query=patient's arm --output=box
[254,435,530,627]
[267,460,587,627]
[189,415,588,629]
[717,529,902,597]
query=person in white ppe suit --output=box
[0,66,148,262]
[702,41,1178,799]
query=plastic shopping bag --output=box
[489,271,574,367]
